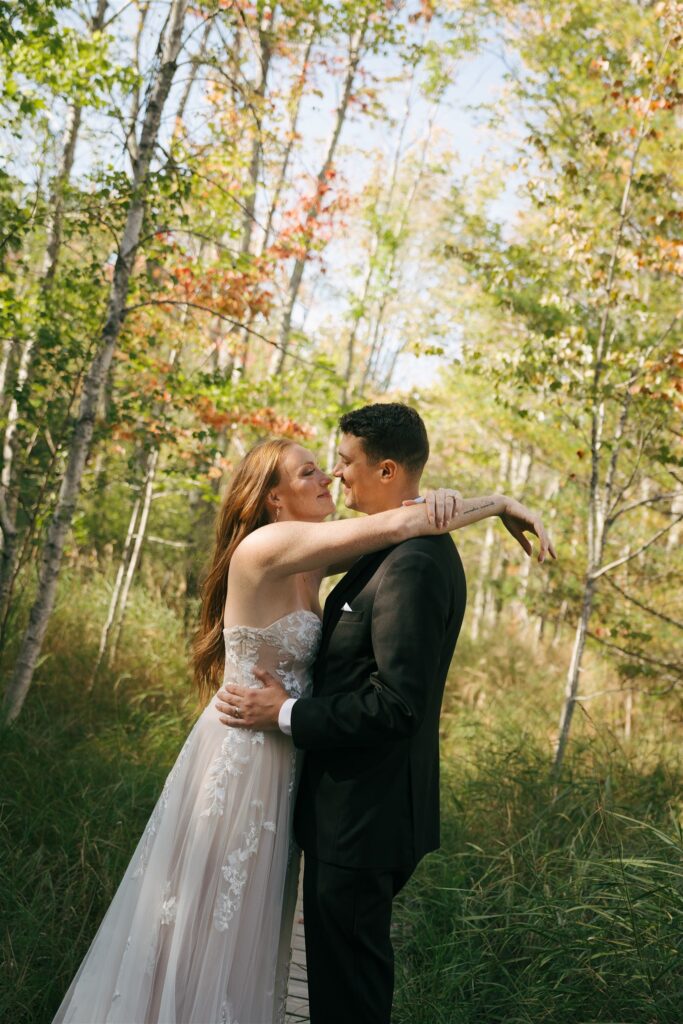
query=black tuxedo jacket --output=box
[291,533,466,872]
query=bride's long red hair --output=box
[193,438,294,702]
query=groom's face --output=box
[334,433,386,514]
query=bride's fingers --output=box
[218,712,247,728]
[435,490,445,527]
[253,667,281,687]
[534,519,556,563]
[423,491,435,524]
[509,519,533,555]
[215,698,246,728]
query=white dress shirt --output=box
[278,698,296,735]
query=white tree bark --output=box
[470,446,511,640]
[227,10,276,383]
[3,0,190,723]
[553,577,595,776]
[0,103,85,634]
[269,16,368,375]
[469,519,496,642]
[0,338,13,401]
[107,447,159,663]
[552,52,665,775]
[0,0,109,638]
[667,493,683,551]
[261,21,317,251]
[87,493,142,691]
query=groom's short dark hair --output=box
[339,403,429,475]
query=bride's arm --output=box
[321,490,461,577]
[233,494,517,582]
[321,489,556,577]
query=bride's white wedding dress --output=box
[54,610,322,1024]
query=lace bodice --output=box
[223,609,321,700]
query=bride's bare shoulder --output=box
[231,523,290,574]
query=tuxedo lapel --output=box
[319,547,394,655]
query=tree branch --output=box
[123,298,342,377]
[603,574,683,632]
[587,629,683,686]
[607,490,683,525]
[589,514,683,580]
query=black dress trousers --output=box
[303,855,411,1024]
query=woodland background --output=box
[1,1,682,1021]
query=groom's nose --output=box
[332,461,344,477]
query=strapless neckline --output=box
[223,609,321,636]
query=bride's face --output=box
[270,445,334,522]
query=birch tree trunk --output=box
[240,11,275,258]
[261,22,316,251]
[89,329,181,688]
[0,0,109,642]
[0,338,13,402]
[553,576,596,775]
[227,11,276,382]
[229,23,317,385]
[107,447,159,663]
[269,16,368,376]
[0,104,84,638]
[87,494,142,690]
[341,72,419,405]
[469,519,497,642]
[359,112,435,396]
[551,55,663,775]
[3,0,189,723]
[470,446,511,640]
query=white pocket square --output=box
[341,602,353,612]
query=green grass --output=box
[393,748,683,1023]
[393,626,683,1024]
[1,574,197,1024]
[2,579,682,1022]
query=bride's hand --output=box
[403,488,463,528]
[499,496,557,563]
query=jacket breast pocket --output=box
[338,610,365,623]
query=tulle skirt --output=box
[53,704,300,1024]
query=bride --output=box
[54,436,551,1024]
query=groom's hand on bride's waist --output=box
[215,669,289,730]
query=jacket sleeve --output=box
[290,545,453,751]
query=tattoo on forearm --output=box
[465,501,496,514]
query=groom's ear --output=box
[378,458,399,482]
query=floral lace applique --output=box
[144,929,160,977]
[219,1001,239,1024]
[214,800,267,932]
[160,881,177,926]
[223,610,320,680]
[202,730,253,817]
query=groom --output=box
[216,402,468,1023]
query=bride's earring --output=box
[275,506,280,522]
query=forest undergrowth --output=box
[1,576,682,1024]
